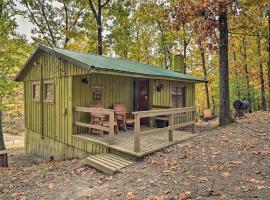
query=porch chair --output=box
[113,104,134,132]
[89,104,119,136]
[89,104,106,136]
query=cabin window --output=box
[171,85,186,107]
[32,82,40,101]
[44,80,54,102]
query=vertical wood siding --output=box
[151,79,195,124]
[72,73,133,133]
[23,51,108,159]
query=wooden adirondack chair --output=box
[113,104,134,132]
[89,104,119,136]
[89,104,106,135]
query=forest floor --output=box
[1,112,270,200]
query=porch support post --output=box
[191,110,195,133]
[72,107,78,135]
[134,114,140,152]
[169,114,173,141]
[108,111,114,145]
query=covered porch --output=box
[71,72,197,158]
[72,106,196,158]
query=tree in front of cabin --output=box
[87,0,110,55]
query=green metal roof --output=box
[15,44,205,82]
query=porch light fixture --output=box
[82,78,88,84]
[156,83,164,92]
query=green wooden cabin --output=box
[15,45,204,159]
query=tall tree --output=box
[256,35,267,111]
[242,36,252,112]
[171,0,236,124]
[195,1,235,125]
[0,0,17,150]
[267,10,270,110]
[218,3,233,125]
[87,0,110,55]
[232,42,241,99]
[198,44,211,109]
[0,0,31,150]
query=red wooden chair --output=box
[113,104,134,132]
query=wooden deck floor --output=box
[73,127,197,158]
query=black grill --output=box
[233,100,250,119]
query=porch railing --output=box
[73,107,115,144]
[132,106,196,152]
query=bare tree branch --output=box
[88,0,98,21]
[101,0,110,8]
[63,1,69,46]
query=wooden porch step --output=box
[83,153,135,175]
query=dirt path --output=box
[1,112,270,200]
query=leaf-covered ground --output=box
[1,112,270,200]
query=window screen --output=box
[32,82,40,101]
[44,81,54,102]
[171,85,186,107]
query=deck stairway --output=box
[83,153,135,174]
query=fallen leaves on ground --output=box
[179,191,192,199]
[47,183,55,189]
[1,112,270,199]
[126,191,136,200]
[222,172,230,177]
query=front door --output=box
[133,80,149,124]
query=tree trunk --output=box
[199,45,210,109]
[0,150,8,167]
[242,37,252,113]
[257,35,266,111]
[183,38,187,73]
[97,25,103,55]
[88,0,104,55]
[268,13,270,110]
[0,98,5,151]
[157,20,171,69]
[183,25,188,73]
[218,5,232,126]
[97,0,103,55]
[233,47,241,99]
[212,95,216,114]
